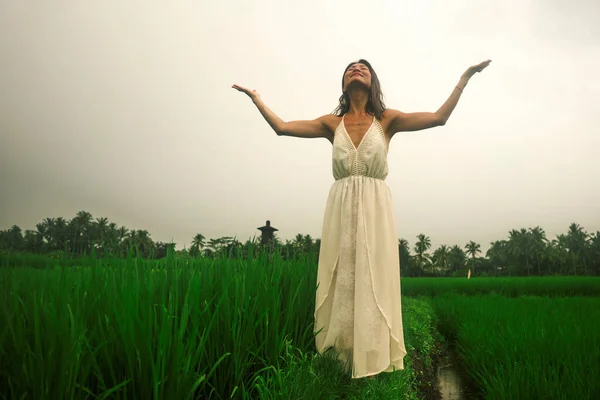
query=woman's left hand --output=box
[462,60,492,81]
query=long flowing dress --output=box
[314,115,407,379]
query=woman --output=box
[232,58,491,379]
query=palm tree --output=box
[487,240,508,274]
[135,230,154,258]
[465,241,481,275]
[566,223,589,275]
[398,238,412,276]
[191,233,206,257]
[414,234,432,272]
[42,217,57,249]
[302,234,314,255]
[433,245,449,275]
[94,217,109,251]
[7,225,25,251]
[68,211,93,255]
[447,245,466,274]
[398,239,409,254]
[35,221,49,252]
[101,222,120,256]
[293,233,304,255]
[53,217,69,252]
[529,226,547,275]
[508,228,531,276]
[552,234,570,274]
[114,226,129,256]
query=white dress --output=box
[314,115,407,379]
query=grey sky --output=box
[1,0,599,252]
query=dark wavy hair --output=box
[332,59,386,120]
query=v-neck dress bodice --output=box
[332,116,389,180]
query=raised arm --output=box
[232,84,334,141]
[387,60,491,135]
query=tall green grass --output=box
[401,276,600,297]
[431,294,600,400]
[0,250,318,399]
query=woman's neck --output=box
[347,89,369,116]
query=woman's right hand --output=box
[232,84,260,101]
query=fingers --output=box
[232,84,248,93]
[475,60,491,73]
[232,84,258,99]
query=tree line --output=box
[1,210,599,276]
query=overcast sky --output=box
[1,0,599,251]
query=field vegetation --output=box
[1,211,599,399]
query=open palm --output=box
[463,60,492,80]
[232,84,260,100]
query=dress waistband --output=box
[335,175,385,182]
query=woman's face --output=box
[343,63,372,92]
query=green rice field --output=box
[431,294,600,400]
[1,251,599,399]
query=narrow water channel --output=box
[436,347,467,400]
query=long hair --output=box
[332,59,386,120]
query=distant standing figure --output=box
[257,220,278,246]
[233,58,491,379]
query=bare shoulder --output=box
[318,114,342,132]
[315,114,342,142]
[380,109,403,137]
